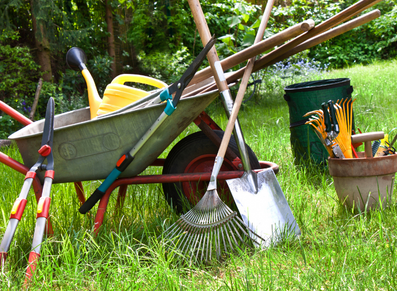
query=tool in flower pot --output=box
[323,102,344,158]
[162,0,300,261]
[352,132,385,158]
[78,36,216,214]
[0,98,55,280]
[332,99,354,158]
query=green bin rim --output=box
[284,78,350,93]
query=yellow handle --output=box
[111,74,167,89]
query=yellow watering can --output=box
[97,74,167,116]
[66,47,167,119]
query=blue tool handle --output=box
[159,88,172,101]
[79,153,134,214]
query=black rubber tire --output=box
[162,130,260,213]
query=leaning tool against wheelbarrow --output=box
[161,0,300,263]
[79,35,217,214]
[0,98,55,280]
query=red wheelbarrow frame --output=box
[0,101,278,279]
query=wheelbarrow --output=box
[0,48,278,281]
[5,84,278,223]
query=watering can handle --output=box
[111,74,168,89]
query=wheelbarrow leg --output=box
[93,184,127,234]
[115,185,128,213]
[74,181,86,205]
[94,191,112,235]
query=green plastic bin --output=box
[284,78,354,164]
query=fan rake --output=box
[162,189,265,262]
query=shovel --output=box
[223,2,300,246]
[189,0,300,247]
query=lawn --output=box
[1,59,397,289]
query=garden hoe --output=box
[162,0,300,262]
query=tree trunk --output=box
[30,0,52,82]
[106,0,117,79]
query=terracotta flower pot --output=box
[328,153,397,211]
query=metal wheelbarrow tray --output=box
[9,90,219,183]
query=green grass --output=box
[1,59,397,289]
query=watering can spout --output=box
[81,69,102,119]
[66,47,102,119]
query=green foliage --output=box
[309,1,397,68]
[0,30,41,138]
[0,30,41,102]
[217,0,261,56]
[272,0,341,29]
[138,46,194,84]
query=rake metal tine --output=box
[230,218,251,247]
[202,230,209,261]
[199,229,206,262]
[220,223,227,254]
[208,226,213,261]
[196,230,206,262]
[163,223,185,249]
[189,228,203,263]
[178,225,196,255]
[192,229,202,263]
[188,227,202,251]
[162,220,181,240]
[184,230,201,261]
[225,220,239,247]
[170,219,190,240]
[169,223,188,249]
[222,224,234,253]
[216,226,221,260]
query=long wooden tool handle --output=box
[217,0,274,159]
[188,0,229,92]
[189,19,314,87]
[200,9,381,94]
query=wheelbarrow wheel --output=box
[162,130,260,213]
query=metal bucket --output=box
[9,90,219,183]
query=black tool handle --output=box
[322,102,331,133]
[79,189,105,214]
[328,100,339,134]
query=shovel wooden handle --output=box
[351,131,384,158]
[189,0,229,92]
[217,0,274,159]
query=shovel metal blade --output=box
[226,168,301,248]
